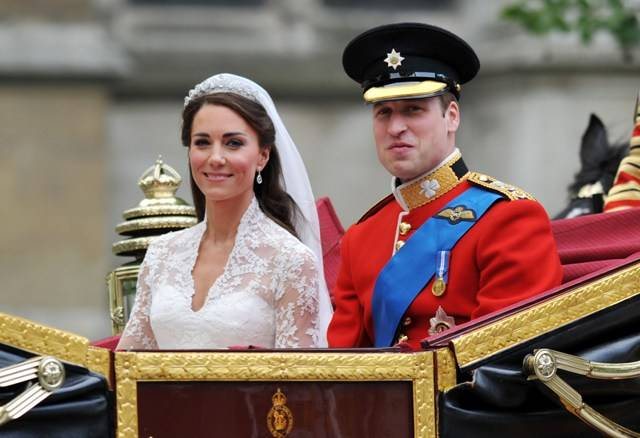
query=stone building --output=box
[2,0,639,338]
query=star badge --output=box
[384,48,404,70]
[428,306,456,335]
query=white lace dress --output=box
[117,198,322,350]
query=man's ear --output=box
[445,100,460,133]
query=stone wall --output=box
[1,84,111,338]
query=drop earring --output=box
[256,170,263,185]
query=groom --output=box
[327,23,562,349]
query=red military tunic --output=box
[327,153,563,349]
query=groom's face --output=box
[372,96,459,182]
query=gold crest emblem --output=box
[436,205,476,224]
[267,388,294,437]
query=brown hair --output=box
[437,91,458,116]
[181,92,300,238]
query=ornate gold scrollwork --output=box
[115,351,436,438]
[523,348,640,437]
[0,356,65,427]
[453,262,640,368]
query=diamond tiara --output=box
[184,74,260,107]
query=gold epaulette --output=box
[467,172,535,201]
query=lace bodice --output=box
[117,198,322,350]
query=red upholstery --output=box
[316,197,345,299]
[551,208,640,282]
[91,334,120,350]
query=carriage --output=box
[3,119,640,438]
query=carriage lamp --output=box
[107,157,196,334]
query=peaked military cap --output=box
[343,23,480,103]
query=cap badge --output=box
[420,179,440,198]
[384,48,405,70]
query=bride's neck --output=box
[203,193,253,244]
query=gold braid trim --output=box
[467,172,534,201]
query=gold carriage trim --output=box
[115,351,436,438]
[435,348,457,392]
[451,260,640,368]
[0,313,111,387]
[467,172,534,201]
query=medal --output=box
[432,277,446,296]
[432,250,450,297]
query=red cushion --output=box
[91,335,120,350]
[316,197,345,301]
[551,208,640,282]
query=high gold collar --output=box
[392,152,469,211]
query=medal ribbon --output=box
[436,250,450,284]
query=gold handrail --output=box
[0,356,65,427]
[523,348,640,438]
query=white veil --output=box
[185,73,333,346]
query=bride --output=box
[117,73,333,350]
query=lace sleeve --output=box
[116,245,159,351]
[274,247,321,348]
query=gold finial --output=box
[112,157,196,257]
[138,155,183,203]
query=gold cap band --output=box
[364,80,448,103]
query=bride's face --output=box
[188,104,269,204]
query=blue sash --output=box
[372,186,502,347]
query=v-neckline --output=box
[189,224,236,313]
[187,197,258,313]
